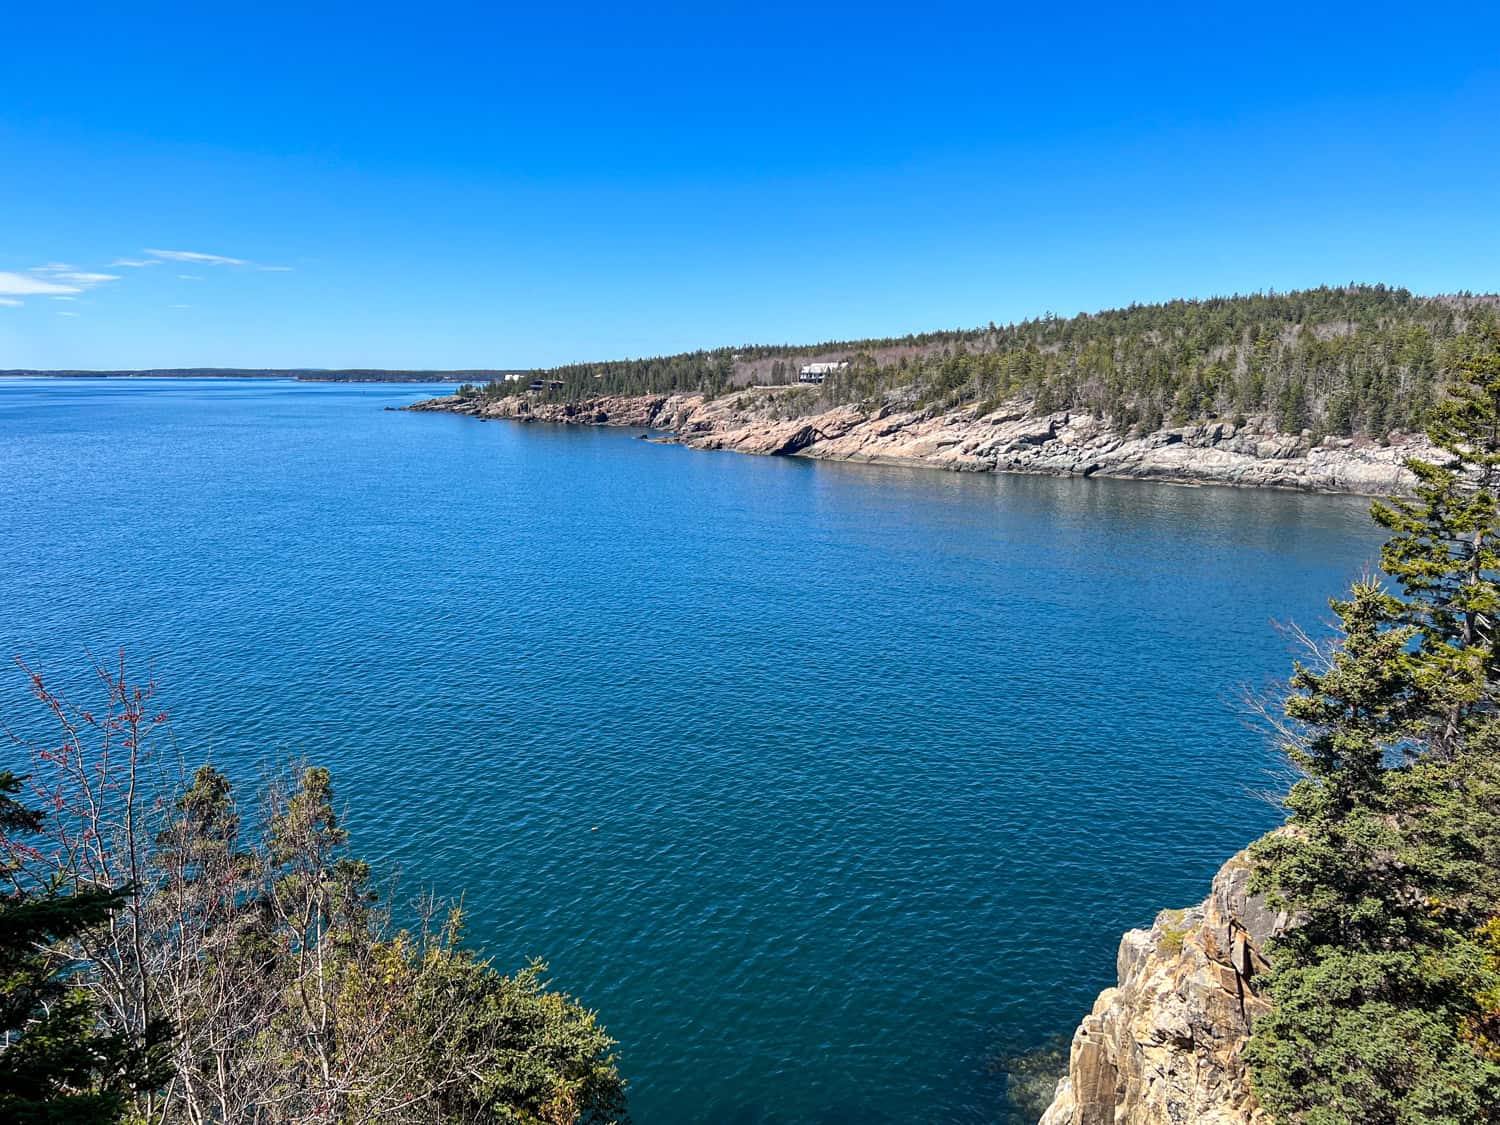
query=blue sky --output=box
[3,1,1499,369]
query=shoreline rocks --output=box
[406,387,1430,496]
[1038,847,1290,1125]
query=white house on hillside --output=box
[798,361,848,384]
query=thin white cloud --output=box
[143,248,292,271]
[0,271,81,296]
[25,265,118,293]
[51,296,77,302]
[145,248,248,266]
[0,297,21,307]
[57,311,79,318]
[177,274,203,280]
[169,303,192,309]
[112,258,160,267]
[47,271,119,286]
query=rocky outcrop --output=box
[405,391,706,431]
[1037,849,1291,1125]
[407,387,1432,495]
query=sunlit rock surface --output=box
[1038,848,1290,1125]
[409,387,1429,494]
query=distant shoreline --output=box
[1,369,506,384]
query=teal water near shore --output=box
[0,377,1384,1123]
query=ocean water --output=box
[0,377,1384,1123]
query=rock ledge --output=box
[1038,848,1290,1125]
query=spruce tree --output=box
[1371,331,1500,752]
[1247,330,1500,1123]
[1243,589,1497,1123]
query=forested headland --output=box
[473,286,1500,440]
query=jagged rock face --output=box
[407,388,1429,495]
[1037,849,1290,1125]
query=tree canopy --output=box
[482,286,1500,440]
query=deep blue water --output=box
[0,378,1383,1123]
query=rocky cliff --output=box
[1037,848,1290,1125]
[406,386,1431,495]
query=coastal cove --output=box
[1,377,1387,1123]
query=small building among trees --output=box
[798,361,847,384]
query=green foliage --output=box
[1157,909,1191,957]
[8,666,628,1125]
[1371,330,1500,751]
[1246,329,1500,1122]
[1249,748,1500,1124]
[484,286,1498,438]
[1281,584,1420,800]
[0,771,169,1124]
[341,929,626,1124]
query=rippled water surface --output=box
[0,378,1384,1122]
